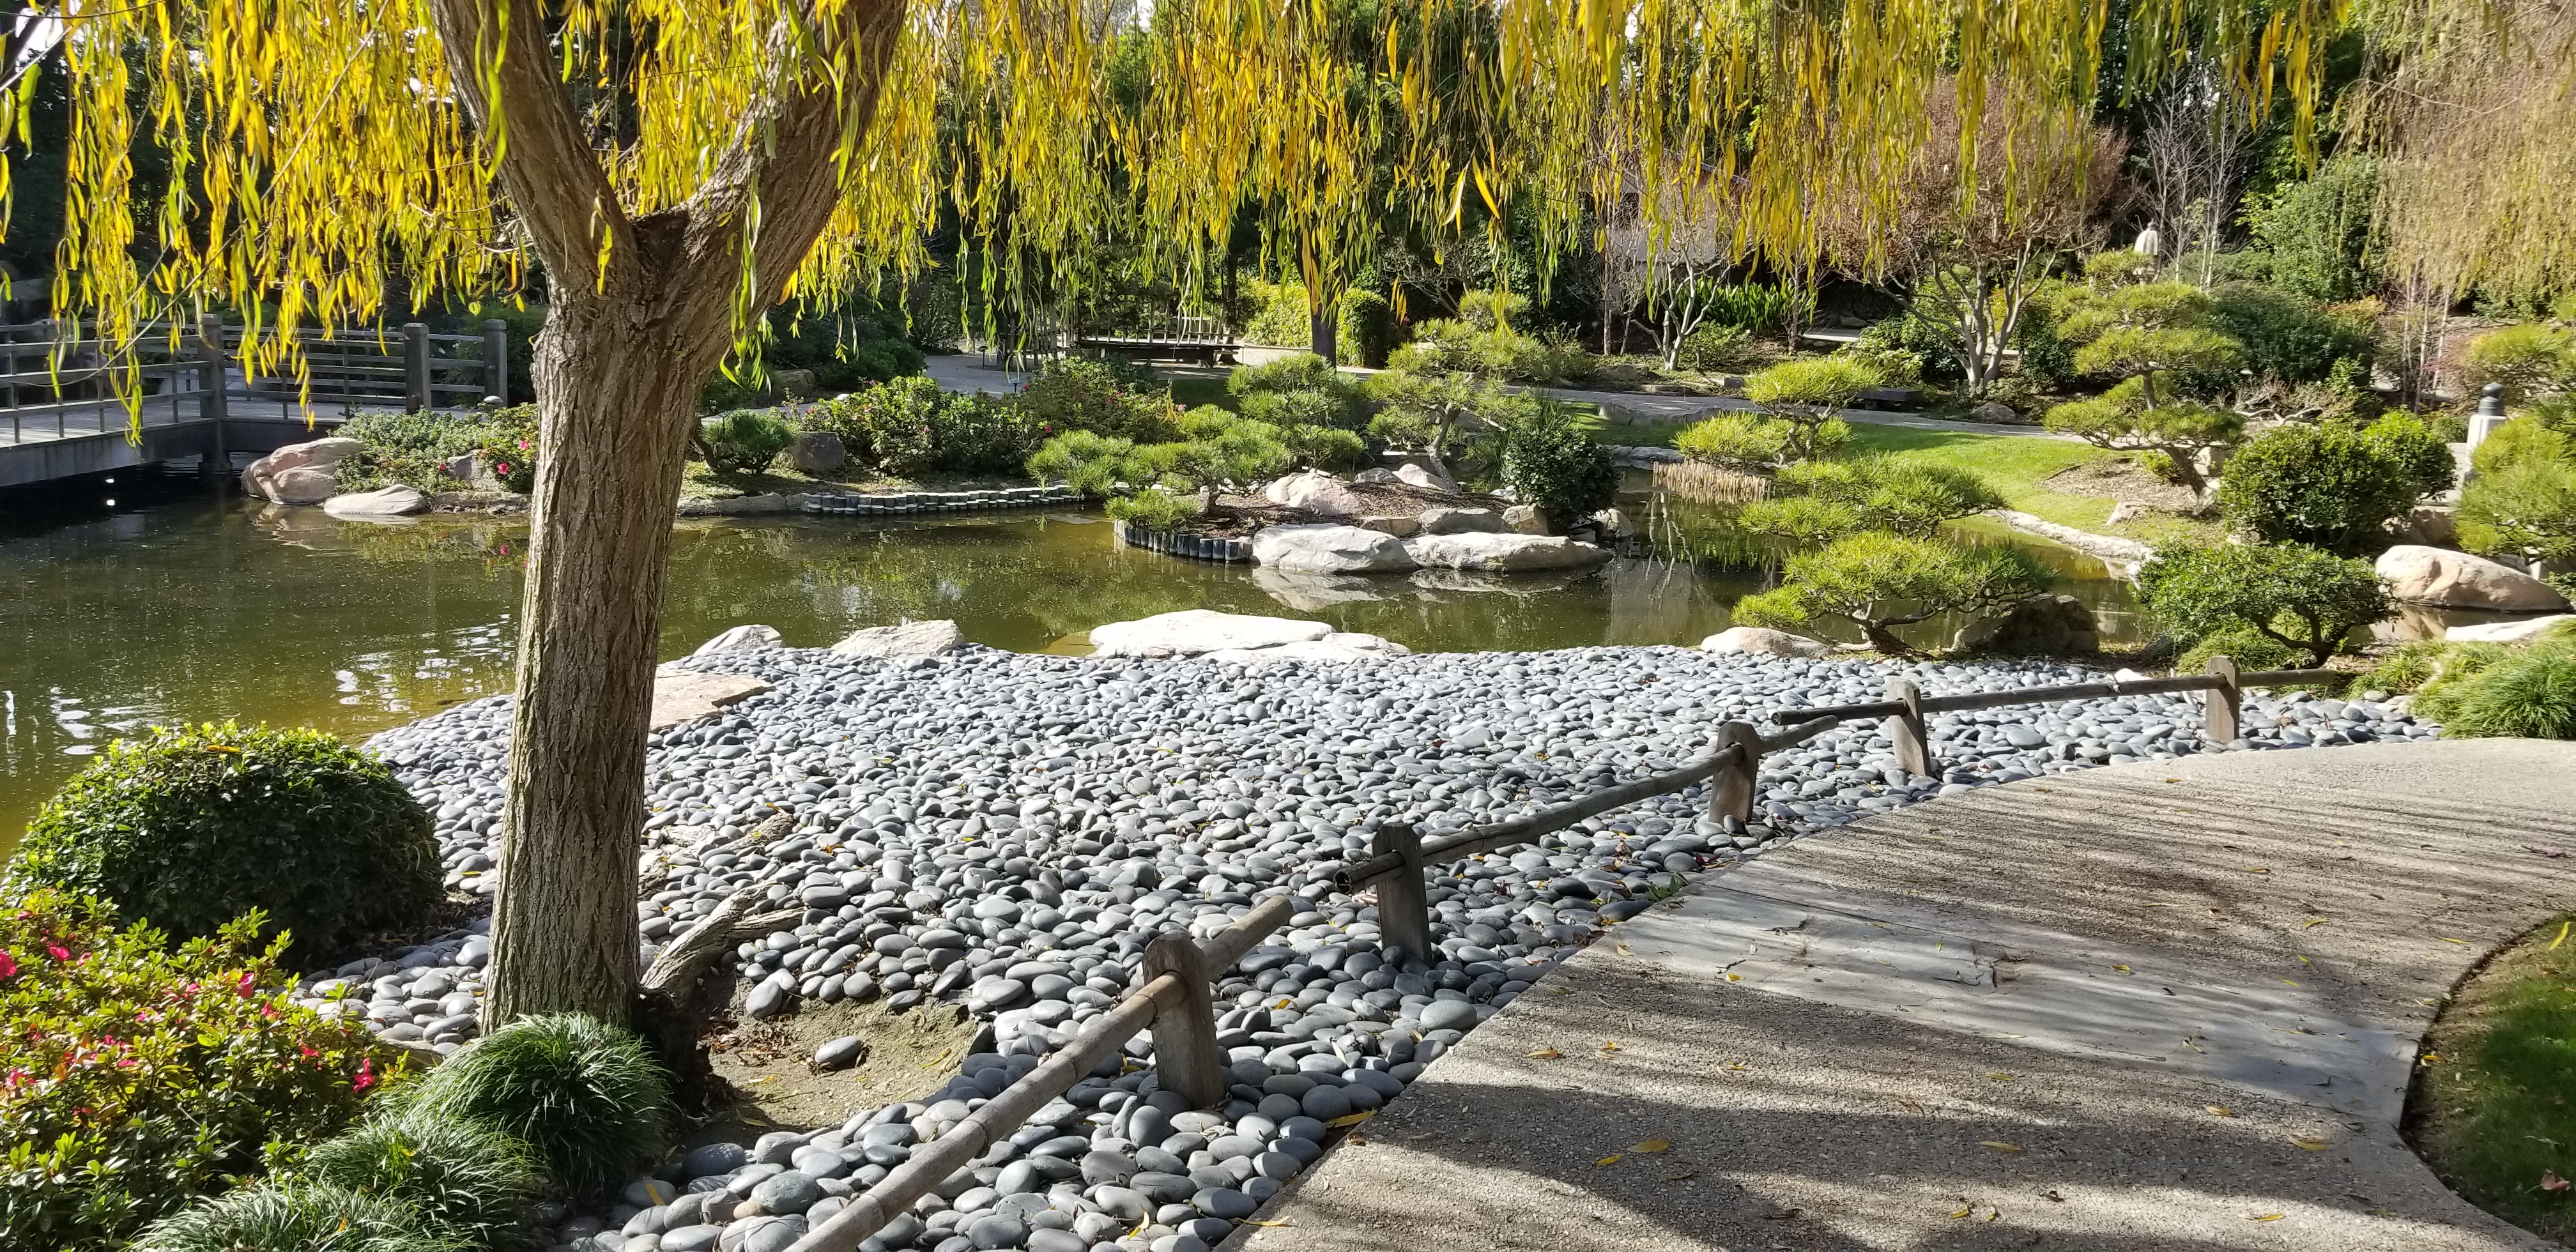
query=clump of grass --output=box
[2425,644,2576,738]
[307,1112,545,1249]
[130,1182,463,1252]
[379,1014,671,1201]
[2410,914,2576,1242]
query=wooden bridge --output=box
[0,315,511,490]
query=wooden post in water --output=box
[402,321,431,412]
[2202,655,2242,744]
[1710,722,1762,824]
[482,319,510,406]
[1140,932,1225,1108]
[1883,678,1932,777]
[1370,823,1435,966]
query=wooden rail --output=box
[787,896,1299,1252]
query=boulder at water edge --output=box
[788,431,847,474]
[1502,505,1550,535]
[1089,609,1332,657]
[694,624,785,655]
[829,620,965,657]
[1415,507,1504,536]
[1260,470,1371,519]
[1201,632,1411,664]
[2376,545,2569,611]
[321,485,428,520]
[1700,626,1832,658]
[1952,594,2101,655]
[1250,524,1415,574]
[1402,532,1613,572]
[2447,615,2575,643]
[241,436,364,504]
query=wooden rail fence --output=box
[781,655,2340,1252]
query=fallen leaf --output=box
[1897,1099,1927,1113]
[2250,1213,2285,1222]
[2556,922,2570,952]
[2164,777,2182,782]
[2207,1105,2234,1117]
[2112,964,2131,973]
[1529,1048,1563,1060]
[2041,1189,2066,1202]
[2543,1171,2571,1193]
[1600,1041,1621,1052]
[1988,1072,2016,1082]
[2290,1136,2330,1151]
[1616,943,1634,956]
[1724,1061,1751,1072]
[1631,1138,1671,1153]
[1980,1141,2025,1154]
[2437,936,2467,945]
[2280,978,2301,986]
[1724,972,1742,982]
[1666,1171,1696,1181]
[1763,1208,1804,1220]
[1948,1208,1973,1219]
[1596,1154,1623,1166]
[2532,845,2568,859]
[1246,1219,1292,1228]
[2302,918,2330,928]
[2238,867,2271,874]
[1328,1111,1376,1127]
[2420,1053,2444,1066]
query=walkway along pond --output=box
[0,467,2143,834]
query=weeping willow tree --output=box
[7,0,2342,1029]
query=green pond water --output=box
[0,468,2142,836]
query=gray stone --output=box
[322,484,429,520]
[694,625,785,655]
[750,1170,822,1216]
[1414,507,1505,536]
[1419,999,1478,1032]
[829,620,965,658]
[1193,1187,1260,1219]
[788,431,847,474]
[1402,532,1613,572]
[815,1035,866,1069]
[1251,524,1417,574]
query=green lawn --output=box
[2411,913,2576,1244]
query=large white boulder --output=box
[2446,614,2575,643]
[1701,626,1832,658]
[2376,545,2570,612]
[1403,532,1614,572]
[1415,507,1505,536]
[694,624,785,655]
[321,484,427,519]
[1201,632,1413,664]
[830,620,965,657]
[1250,524,1416,574]
[241,436,364,504]
[1261,470,1372,519]
[1393,462,1457,492]
[1089,610,1331,658]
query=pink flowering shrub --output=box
[0,892,406,1251]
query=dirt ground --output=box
[2044,455,2205,514]
[693,992,981,1141]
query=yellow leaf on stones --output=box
[1597,1155,1623,1166]
[2303,918,2330,928]
[2250,1214,2285,1222]
[1328,1111,1375,1127]
[2112,965,2131,973]
[1949,1208,1972,1219]
[2437,936,2466,945]
[1632,1138,1671,1153]
[1725,973,1742,982]
[1988,1073,2016,1081]
[1246,1219,1291,1228]
[1529,1048,1563,1059]
[2290,1136,2330,1150]
[2207,1106,2234,1117]
[1979,1141,2024,1154]
[1600,1041,1621,1052]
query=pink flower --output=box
[43,942,68,963]
[0,950,16,979]
[351,1057,376,1092]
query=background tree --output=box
[12,0,2350,1030]
[2136,544,2390,667]
[2140,56,2262,286]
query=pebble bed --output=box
[314,645,2434,1252]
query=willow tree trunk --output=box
[482,278,723,1027]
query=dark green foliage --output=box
[2240,156,2382,303]
[336,405,540,495]
[1742,457,2004,542]
[800,378,1041,480]
[129,1183,459,1252]
[2206,284,2375,386]
[1673,323,1765,373]
[2217,416,2449,552]
[1733,531,2045,655]
[1012,357,1178,443]
[2011,296,2079,390]
[2135,544,2389,667]
[692,410,797,478]
[2175,624,2306,673]
[381,1016,670,1203]
[2416,636,2576,739]
[1499,415,1619,524]
[1338,289,1398,367]
[1104,489,1198,533]
[6,723,439,956]
[1227,355,1370,431]
[0,893,401,1252]
[307,1113,543,1249]
[2363,411,2464,501]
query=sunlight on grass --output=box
[2411,913,2576,1244]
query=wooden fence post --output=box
[196,314,231,473]
[1709,721,1761,824]
[1370,823,1436,966]
[2202,655,2241,744]
[1140,933,1225,1108]
[1883,678,1932,777]
[482,319,509,406]
[402,322,431,412]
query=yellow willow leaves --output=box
[10,0,2346,424]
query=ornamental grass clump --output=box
[379,1014,671,1202]
[306,1112,546,1249]
[2416,633,2576,740]
[0,892,404,1252]
[5,722,440,959]
[128,1182,461,1252]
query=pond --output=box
[0,468,2142,833]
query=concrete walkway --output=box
[1232,740,2576,1251]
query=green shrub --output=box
[2460,457,2576,569]
[379,1015,669,1203]
[6,722,439,956]
[2463,323,2576,404]
[2241,155,2384,303]
[0,893,402,1251]
[2217,418,2450,553]
[1499,415,1620,524]
[1238,279,1316,348]
[1228,354,1369,431]
[2363,411,2462,501]
[1733,531,2044,655]
[1673,323,1758,373]
[1388,316,1593,385]
[1699,282,1814,336]
[336,406,540,495]
[1745,457,2002,540]
[1742,357,1881,461]
[1338,289,1398,367]
[130,1182,458,1252]
[2206,284,2375,386]
[2135,543,2389,667]
[802,378,1041,479]
[2469,413,2575,477]
[1276,422,1370,473]
[2356,639,2455,696]
[1106,489,1199,533]
[307,1113,542,1249]
[1013,357,1177,443]
[1735,494,1867,546]
[475,407,541,494]
[2419,641,2576,738]
[1674,412,1795,471]
[1026,430,1140,495]
[2176,625,2307,674]
[691,409,796,478]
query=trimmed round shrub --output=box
[384,1015,670,1202]
[2176,624,2306,674]
[1499,420,1620,525]
[129,1182,459,1252]
[6,722,440,956]
[2135,543,2389,668]
[2216,419,2439,553]
[1733,531,2044,655]
[1105,488,1198,533]
[0,892,402,1251]
[693,409,796,478]
[307,1113,544,1249]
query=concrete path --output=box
[1231,740,2576,1251]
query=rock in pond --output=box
[1414,507,1504,536]
[1403,532,1613,572]
[1259,470,1371,519]
[321,484,428,519]
[241,436,364,504]
[1250,524,1416,574]
[1088,609,1331,657]
[695,624,785,655]
[1501,505,1550,535]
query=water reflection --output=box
[0,468,2144,831]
